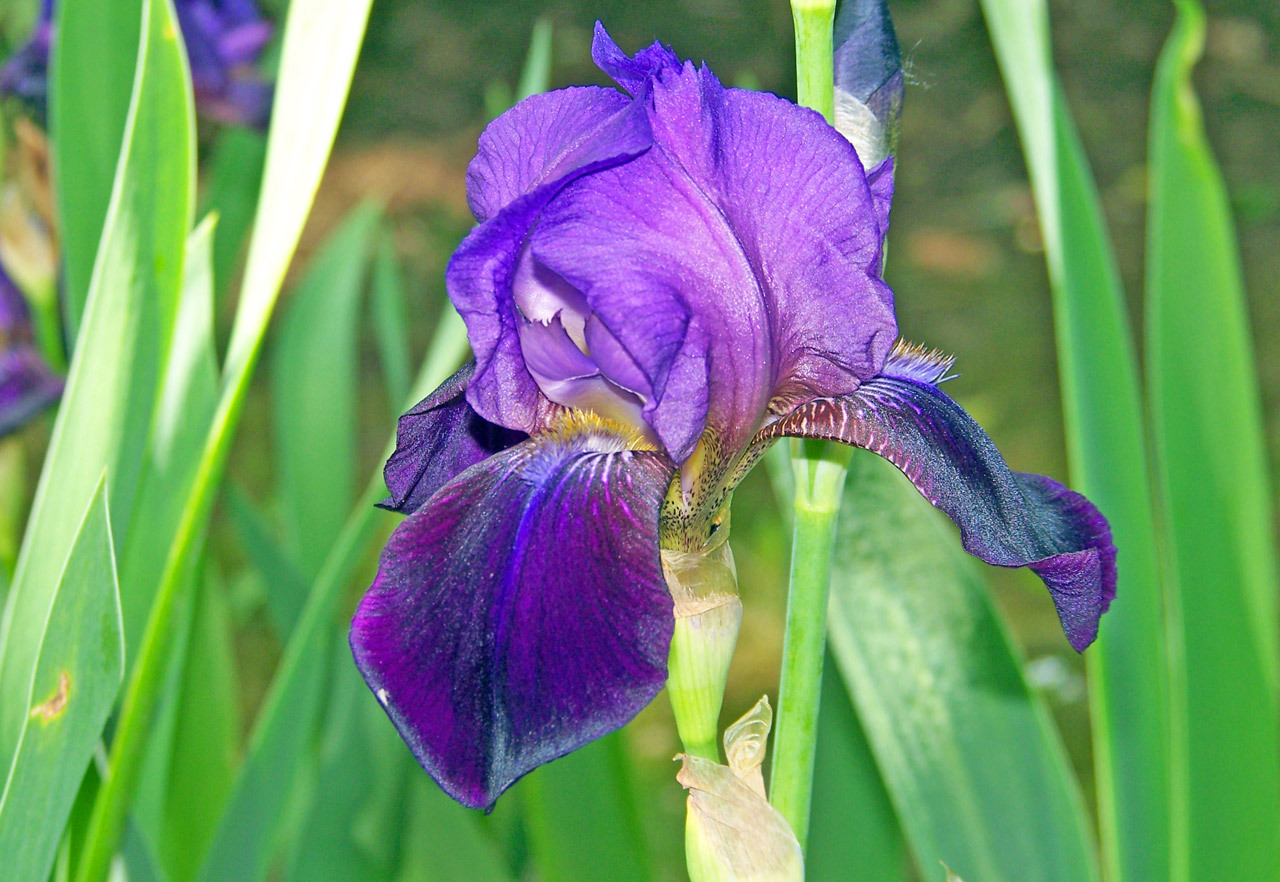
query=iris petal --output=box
[755,344,1116,651]
[531,51,896,461]
[380,362,525,515]
[351,425,676,809]
[448,86,652,434]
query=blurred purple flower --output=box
[350,24,1116,811]
[1,0,272,128]
[0,262,61,437]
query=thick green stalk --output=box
[768,0,841,853]
[770,440,850,849]
[790,0,836,123]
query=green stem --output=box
[769,439,849,850]
[791,0,836,123]
[767,0,841,854]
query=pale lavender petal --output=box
[351,429,675,809]
[755,344,1116,651]
[532,59,895,459]
[379,362,524,515]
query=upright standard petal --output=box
[755,342,1116,650]
[351,415,676,809]
[448,86,652,434]
[532,56,896,460]
[379,361,525,515]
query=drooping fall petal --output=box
[352,418,675,809]
[755,343,1116,650]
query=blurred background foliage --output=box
[0,0,1276,879]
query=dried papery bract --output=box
[678,698,802,882]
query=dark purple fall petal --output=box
[352,428,676,810]
[756,344,1116,651]
[379,361,526,515]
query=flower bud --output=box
[833,0,903,170]
[662,511,742,760]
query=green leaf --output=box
[224,485,310,638]
[827,452,1100,882]
[1146,2,1280,878]
[515,18,554,102]
[369,229,412,414]
[159,570,240,882]
[0,0,194,778]
[977,3,1169,879]
[197,306,474,882]
[272,201,382,579]
[521,732,651,882]
[50,0,142,335]
[808,651,908,882]
[118,215,220,655]
[284,635,407,882]
[0,479,122,882]
[396,770,516,882]
[202,128,268,299]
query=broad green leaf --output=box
[808,651,908,882]
[828,451,1100,882]
[1146,2,1280,878]
[0,0,194,775]
[397,769,516,882]
[978,3,1169,879]
[284,636,406,882]
[225,484,310,638]
[272,201,381,579]
[118,216,219,655]
[202,128,268,299]
[370,229,412,414]
[521,732,651,882]
[158,570,240,882]
[50,0,142,335]
[221,0,375,391]
[0,479,122,882]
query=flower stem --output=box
[770,439,850,850]
[791,0,837,123]
[767,0,842,853]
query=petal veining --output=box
[351,421,676,809]
[755,343,1116,650]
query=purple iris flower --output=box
[350,24,1116,811]
[0,0,272,128]
[0,262,61,437]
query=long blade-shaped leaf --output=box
[0,479,122,881]
[1147,2,1280,878]
[828,451,1100,882]
[978,3,1169,879]
[0,0,194,773]
[808,651,908,882]
[272,202,381,580]
[50,0,141,334]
